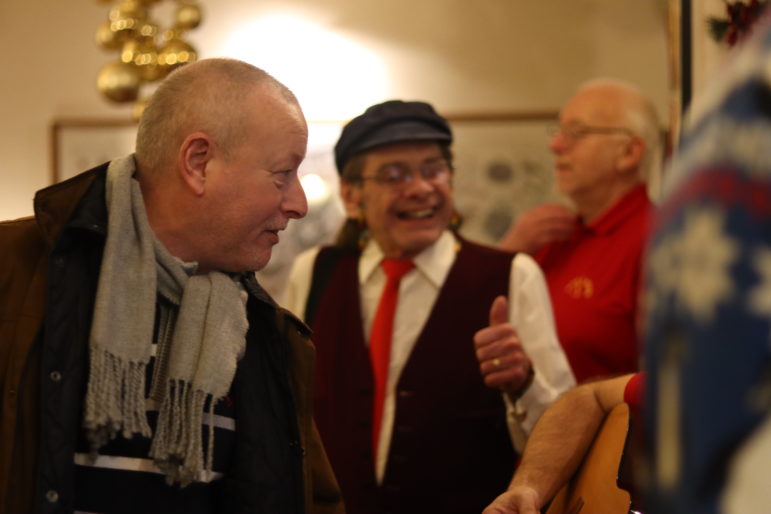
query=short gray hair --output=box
[135,58,298,175]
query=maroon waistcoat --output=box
[308,239,517,514]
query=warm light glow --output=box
[300,173,330,204]
[218,13,388,120]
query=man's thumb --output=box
[489,295,509,326]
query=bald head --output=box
[571,78,661,180]
[135,58,301,176]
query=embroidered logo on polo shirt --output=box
[565,276,594,299]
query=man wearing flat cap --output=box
[286,100,574,513]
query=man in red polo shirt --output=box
[486,12,771,510]
[499,79,661,382]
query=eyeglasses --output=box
[548,123,635,145]
[360,159,452,188]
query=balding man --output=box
[0,58,342,514]
[499,79,661,382]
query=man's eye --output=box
[423,162,448,179]
[378,165,406,183]
[272,170,294,185]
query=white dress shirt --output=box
[284,230,575,482]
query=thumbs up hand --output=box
[473,295,534,398]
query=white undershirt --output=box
[284,231,575,482]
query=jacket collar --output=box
[33,162,110,251]
[242,272,312,336]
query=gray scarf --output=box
[84,155,249,486]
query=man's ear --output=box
[178,132,214,195]
[616,136,646,174]
[340,181,363,219]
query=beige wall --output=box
[0,0,670,220]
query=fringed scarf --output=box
[83,155,248,486]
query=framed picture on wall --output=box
[447,111,561,245]
[50,118,138,184]
[670,0,738,135]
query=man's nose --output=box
[548,131,568,153]
[285,177,309,219]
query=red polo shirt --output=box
[535,185,651,382]
[624,371,645,423]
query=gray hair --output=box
[135,58,298,175]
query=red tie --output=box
[369,258,414,461]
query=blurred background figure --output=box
[500,79,662,383]
[485,8,771,513]
[645,6,771,512]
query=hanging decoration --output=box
[95,0,202,118]
[707,0,768,47]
